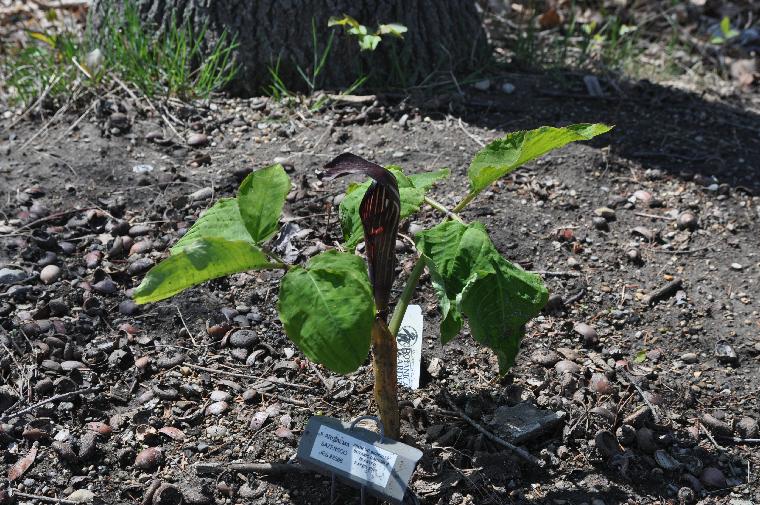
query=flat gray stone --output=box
[488,403,566,443]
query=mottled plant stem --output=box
[371,316,400,439]
[389,257,426,338]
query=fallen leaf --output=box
[539,8,561,29]
[9,442,38,481]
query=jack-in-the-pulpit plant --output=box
[134,123,612,439]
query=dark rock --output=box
[699,467,726,489]
[0,268,27,284]
[118,300,139,316]
[78,432,98,461]
[127,258,154,276]
[676,212,698,231]
[573,322,598,346]
[594,430,621,458]
[636,427,657,454]
[529,348,561,367]
[229,329,257,348]
[736,416,759,438]
[592,217,609,231]
[715,342,738,366]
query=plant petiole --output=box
[389,256,426,337]
[424,196,465,224]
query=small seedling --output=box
[134,123,612,438]
[328,15,407,52]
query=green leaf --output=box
[468,124,612,194]
[278,251,374,374]
[134,238,271,304]
[238,164,290,243]
[377,23,408,38]
[415,221,549,373]
[634,350,647,363]
[408,168,450,190]
[171,198,253,254]
[338,167,448,250]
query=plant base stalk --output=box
[371,316,400,440]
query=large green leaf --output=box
[134,238,271,304]
[238,164,290,243]
[171,198,252,254]
[277,251,374,374]
[468,123,612,193]
[338,167,448,250]
[415,221,548,373]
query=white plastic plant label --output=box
[309,425,397,487]
[396,304,423,389]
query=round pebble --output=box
[40,265,62,284]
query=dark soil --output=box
[1,73,759,505]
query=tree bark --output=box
[90,0,490,96]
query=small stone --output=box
[129,224,152,237]
[67,489,96,503]
[134,447,163,470]
[681,352,698,364]
[573,322,598,347]
[699,467,726,489]
[427,357,443,378]
[473,79,491,90]
[626,249,641,263]
[594,207,616,220]
[127,258,154,276]
[501,82,516,94]
[209,390,231,402]
[40,265,62,284]
[554,360,580,375]
[78,432,98,461]
[730,263,743,271]
[631,226,657,242]
[0,268,27,284]
[715,342,738,365]
[616,424,636,445]
[736,417,759,438]
[205,401,229,415]
[229,329,257,348]
[206,425,228,439]
[589,373,613,395]
[676,212,698,231]
[60,361,86,371]
[592,217,609,231]
[529,349,561,367]
[632,190,653,205]
[119,300,139,316]
[182,487,212,505]
[636,427,657,453]
[187,133,208,147]
[189,187,214,201]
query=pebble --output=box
[60,361,86,371]
[616,424,636,445]
[632,190,653,205]
[67,489,96,503]
[427,357,443,378]
[730,263,743,271]
[473,79,491,90]
[715,342,738,365]
[501,82,516,94]
[134,447,163,470]
[205,401,229,415]
[699,467,726,489]
[209,390,231,402]
[229,329,257,348]
[206,425,228,439]
[0,267,27,284]
[736,417,759,438]
[127,258,154,276]
[78,432,98,460]
[677,486,695,505]
[119,300,139,316]
[626,248,641,263]
[681,352,698,364]
[635,427,657,453]
[187,133,208,147]
[129,224,152,237]
[592,217,609,231]
[182,487,212,505]
[573,322,598,347]
[554,360,580,375]
[529,348,561,367]
[589,373,613,395]
[40,265,62,284]
[676,212,698,231]
[631,226,656,242]
[189,187,214,201]
[594,207,616,220]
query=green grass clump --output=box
[2,1,239,107]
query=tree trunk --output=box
[89,0,490,96]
